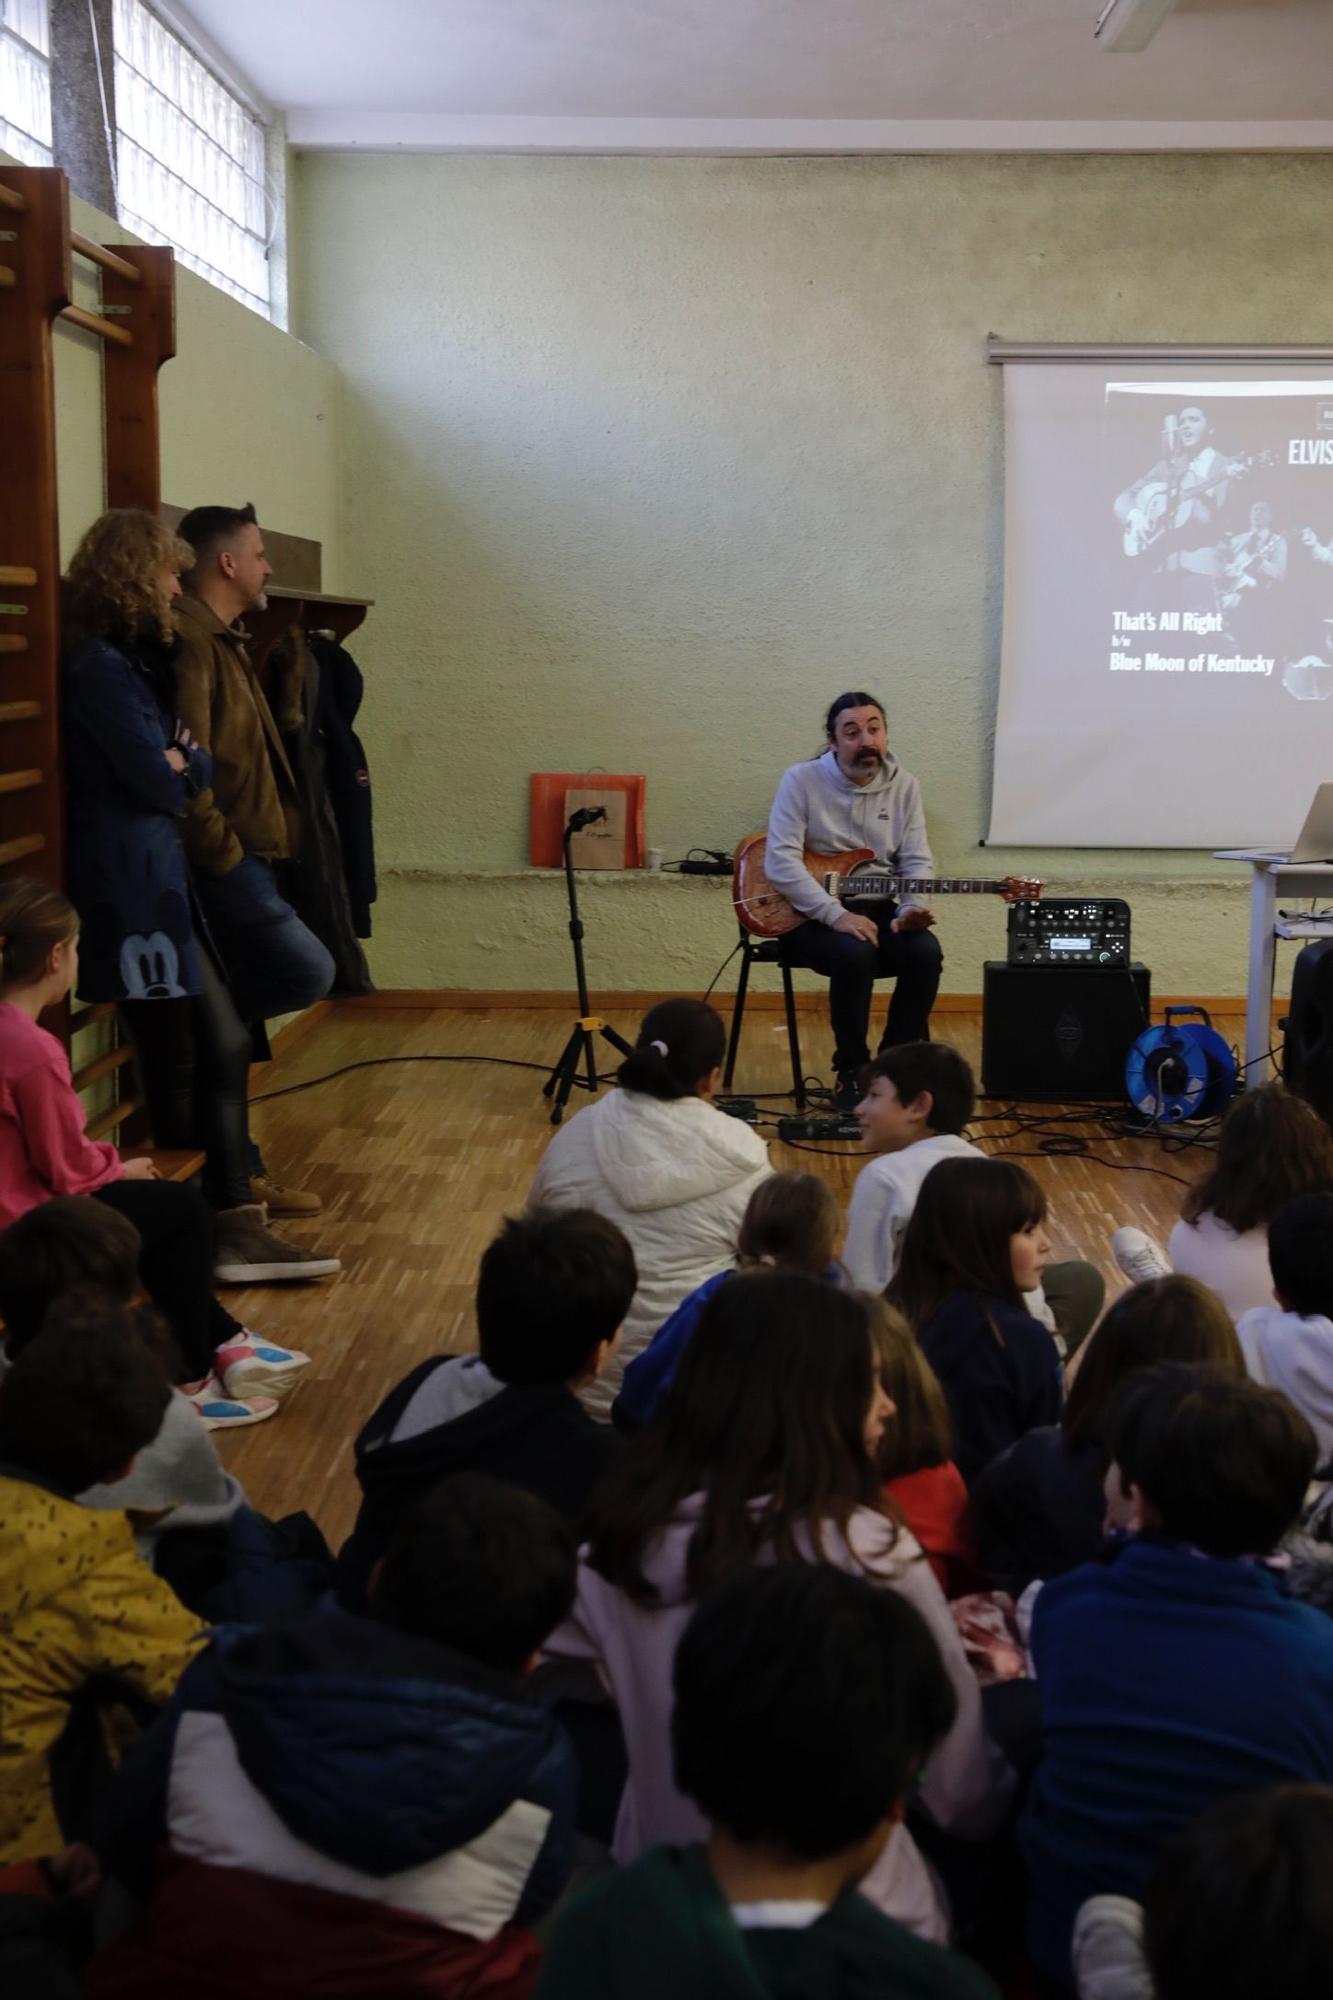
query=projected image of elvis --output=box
[1113,404,1246,613]
[1110,400,1304,650]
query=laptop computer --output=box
[1216,785,1333,866]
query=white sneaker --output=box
[1111,1227,1171,1286]
[182,1373,280,1429]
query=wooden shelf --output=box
[0,832,45,865]
[253,585,375,650]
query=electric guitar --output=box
[733,834,1043,939]
[1121,449,1275,559]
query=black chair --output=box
[723,927,806,1108]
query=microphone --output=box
[1163,414,1178,453]
[567,806,608,832]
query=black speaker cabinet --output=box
[982,961,1151,1102]
[1283,939,1333,1125]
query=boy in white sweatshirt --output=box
[1238,1191,1333,1467]
[844,1042,1105,1353]
[844,1043,982,1295]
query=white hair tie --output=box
[650,1039,669,1057]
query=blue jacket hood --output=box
[209,1608,575,1878]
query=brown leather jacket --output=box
[172,592,301,875]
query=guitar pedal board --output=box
[1007,898,1131,968]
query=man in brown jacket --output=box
[171,504,339,1278]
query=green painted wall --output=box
[46,183,342,578]
[285,153,1329,998]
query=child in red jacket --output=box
[869,1297,984,1600]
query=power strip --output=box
[679,854,733,876]
[778,1114,861,1142]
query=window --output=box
[112,0,269,316]
[0,0,52,167]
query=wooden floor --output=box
[219,1000,1243,1549]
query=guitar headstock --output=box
[999,876,1044,904]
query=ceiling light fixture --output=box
[1094,0,1179,51]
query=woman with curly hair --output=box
[63,509,209,1008]
[62,510,336,1339]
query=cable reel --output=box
[1124,1004,1238,1124]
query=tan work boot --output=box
[214,1204,341,1285]
[250,1172,323,1217]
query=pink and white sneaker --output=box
[214,1331,312,1401]
[183,1374,279,1430]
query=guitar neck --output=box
[838,876,1006,899]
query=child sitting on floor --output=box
[0,1198,329,1623]
[1236,1190,1333,1467]
[844,1042,982,1293]
[1111,1082,1333,1318]
[1072,1783,1333,2000]
[87,1473,581,2000]
[1021,1362,1333,1995]
[889,1157,1062,1487]
[0,1294,207,1863]
[847,1042,1103,1353]
[615,1171,841,1429]
[866,1296,982,1600]
[970,1276,1243,1598]
[536,1564,999,1999]
[0,878,307,1426]
[546,1270,1014,1944]
[527,997,772,1420]
[0,1195,242,1549]
[338,1207,634,1610]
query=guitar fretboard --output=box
[833,875,1009,898]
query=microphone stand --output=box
[542,809,634,1125]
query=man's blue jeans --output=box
[195,854,335,1028]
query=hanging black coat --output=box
[306,634,376,937]
[270,631,373,996]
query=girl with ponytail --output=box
[528,997,772,1419]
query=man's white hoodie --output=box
[1237,1304,1333,1464]
[766,747,933,927]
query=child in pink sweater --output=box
[0,879,308,1427]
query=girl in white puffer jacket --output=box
[527,998,772,1420]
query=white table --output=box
[1214,851,1333,1085]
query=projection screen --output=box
[988,363,1333,848]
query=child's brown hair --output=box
[739,1172,839,1275]
[0,1195,142,1355]
[863,1294,953,1477]
[0,877,77,994]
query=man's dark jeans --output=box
[194,854,335,1027]
[780,898,942,1077]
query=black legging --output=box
[119,944,253,1211]
[92,1178,242,1382]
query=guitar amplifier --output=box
[982,960,1150,1102]
[1008,898,1131,967]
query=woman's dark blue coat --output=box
[63,632,211,1003]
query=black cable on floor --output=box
[249,1051,584,1103]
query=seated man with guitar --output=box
[763,692,943,1109]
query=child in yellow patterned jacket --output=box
[0,1292,206,1863]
